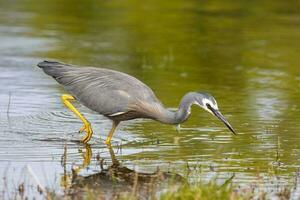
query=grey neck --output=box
[155,92,198,125]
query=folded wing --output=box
[38,61,161,116]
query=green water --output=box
[0,0,300,198]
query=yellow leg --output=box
[106,143,119,165]
[105,121,119,145]
[61,94,93,143]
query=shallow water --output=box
[1,0,300,199]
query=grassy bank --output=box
[43,180,292,200]
[2,176,293,200]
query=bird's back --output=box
[38,61,162,118]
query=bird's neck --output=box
[155,92,196,125]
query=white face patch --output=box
[202,98,218,113]
[192,98,218,115]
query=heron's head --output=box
[194,92,236,135]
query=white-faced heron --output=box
[38,60,236,144]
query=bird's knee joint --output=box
[85,122,91,127]
[61,94,75,101]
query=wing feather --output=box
[38,61,161,116]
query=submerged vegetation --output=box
[62,181,245,200]
[1,0,300,199]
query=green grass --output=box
[3,173,293,200]
[3,180,292,200]
[160,182,243,200]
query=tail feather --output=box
[37,60,72,79]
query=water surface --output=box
[0,0,300,199]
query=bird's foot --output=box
[81,123,93,143]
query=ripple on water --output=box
[0,110,142,150]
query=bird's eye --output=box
[206,103,211,108]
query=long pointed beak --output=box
[208,106,236,135]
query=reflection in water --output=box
[61,144,184,199]
[60,144,92,189]
[1,0,300,198]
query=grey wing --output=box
[38,61,161,116]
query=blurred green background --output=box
[0,0,300,197]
